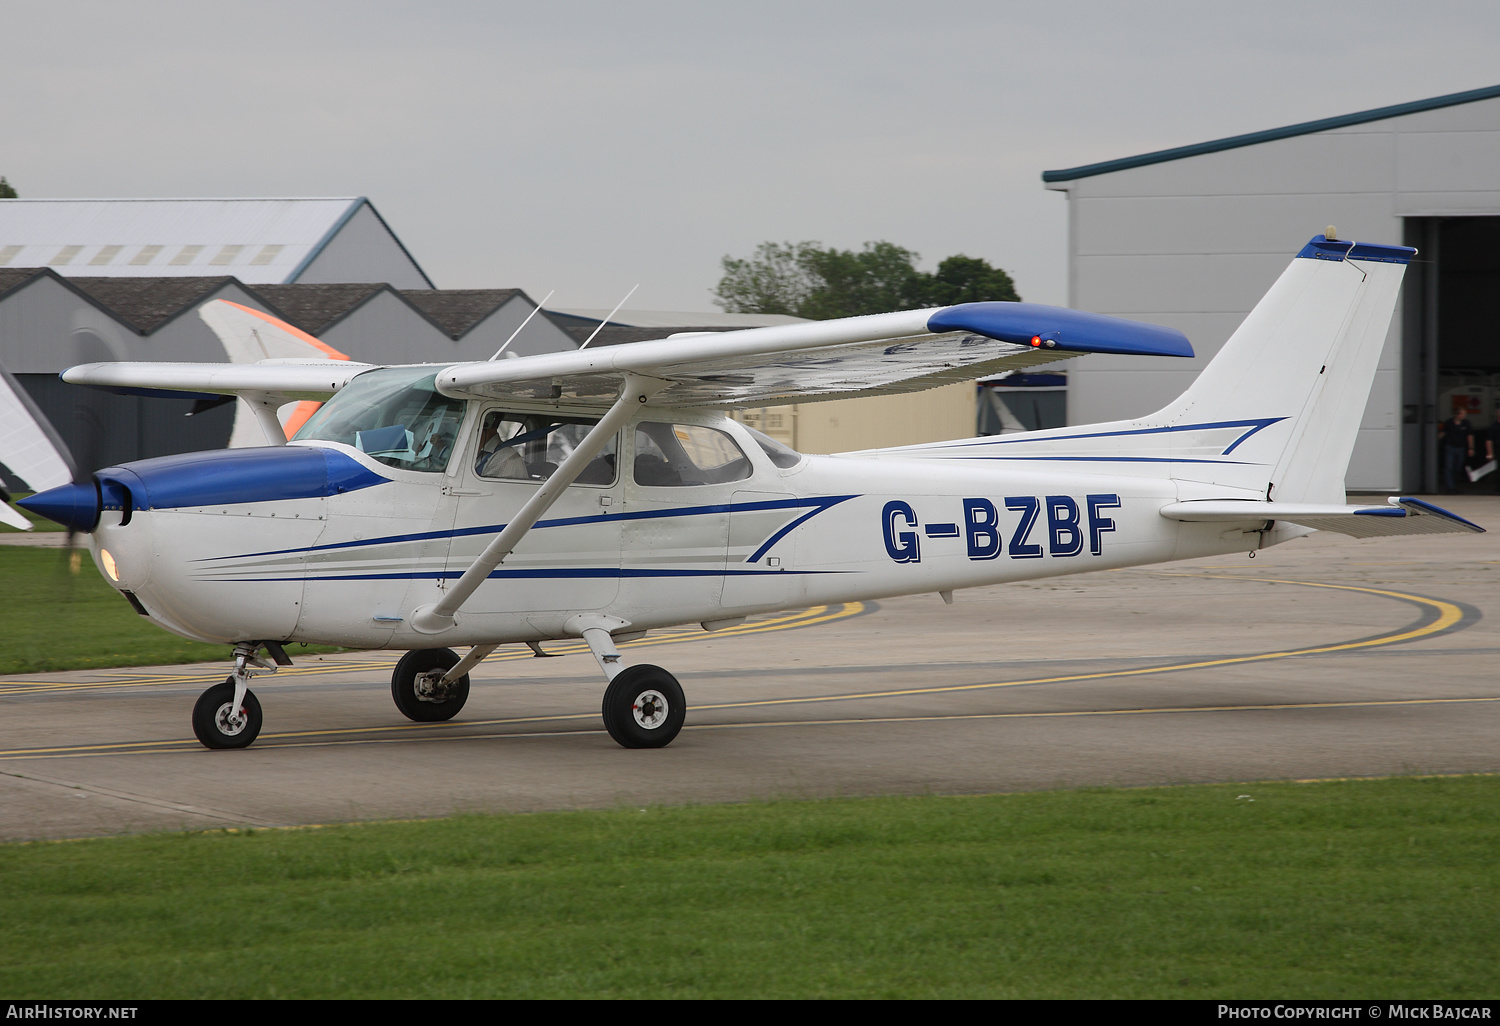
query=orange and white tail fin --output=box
[198,300,350,447]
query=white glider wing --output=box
[1160,498,1484,538]
[435,302,1195,408]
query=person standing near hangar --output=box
[1439,407,1475,494]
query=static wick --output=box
[579,284,639,351]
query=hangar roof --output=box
[0,197,425,285]
[0,267,538,341]
[1042,82,1500,183]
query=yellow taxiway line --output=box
[0,602,869,697]
[0,576,1475,760]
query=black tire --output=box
[392,648,469,722]
[601,664,685,749]
[192,677,263,750]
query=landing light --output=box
[101,549,119,582]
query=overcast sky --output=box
[3,1,1498,310]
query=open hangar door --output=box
[1402,216,1500,494]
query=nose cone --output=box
[16,481,99,533]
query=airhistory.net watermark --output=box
[5,1007,137,1020]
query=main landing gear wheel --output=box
[601,664,685,749]
[392,648,470,722]
[192,678,263,750]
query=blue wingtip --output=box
[16,481,99,533]
[926,302,1194,359]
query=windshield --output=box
[294,367,467,472]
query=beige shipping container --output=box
[731,380,977,454]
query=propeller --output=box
[1,361,82,535]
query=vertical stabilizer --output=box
[1155,237,1411,502]
[875,235,1413,505]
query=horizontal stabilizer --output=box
[1159,497,1484,538]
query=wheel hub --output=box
[414,670,454,702]
[632,689,669,730]
[214,702,248,736]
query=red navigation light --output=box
[1030,336,1041,347]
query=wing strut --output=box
[409,372,668,634]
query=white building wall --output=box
[317,290,445,365]
[453,297,578,361]
[295,204,432,289]
[1054,93,1500,492]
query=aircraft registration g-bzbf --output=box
[1,232,1483,751]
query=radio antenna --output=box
[490,289,555,360]
[579,284,639,350]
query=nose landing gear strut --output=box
[191,641,289,749]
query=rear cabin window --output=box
[633,423,752,487]
[742,424,804,469]
[474,411,617,485]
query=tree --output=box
[924,254,1019,306]
[798,241,930,320]
[0,177,17,199]
[712,241,819,316]
[714,240,1019,318]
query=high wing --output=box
[436,303,1193,408]
[62,361,370,403]
[70,300,365,402]
[61,301,1192,412]
[1160,498,1483,538]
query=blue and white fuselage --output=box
[85,416,1242,650]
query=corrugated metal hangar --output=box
[0,197,431,288]
[1044,83,1500,493]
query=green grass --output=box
[1,776,1495,998]
[0,547,336,674]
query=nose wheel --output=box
[602,665,685,749]
[192,678,263,749]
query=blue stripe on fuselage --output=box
[916,418,1286,457]
[207,567,847,583]
[196,494,860,562]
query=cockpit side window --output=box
[293,367,466,473]
[473,411,617,485]
[633,422,753,487]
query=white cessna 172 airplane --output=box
[2,233,1482,751]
